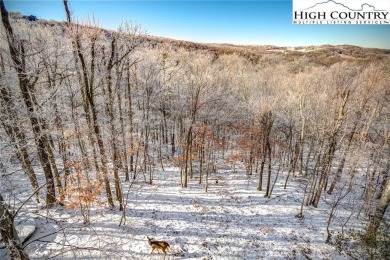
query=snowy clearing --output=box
[1,166,368,259]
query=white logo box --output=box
[292,0,390,24]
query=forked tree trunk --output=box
[44,60,71,196]
[63,0,114,208]
[106,35,123,210]
[311,90,350,207]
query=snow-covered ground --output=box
[1,166,369,259]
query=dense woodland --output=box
[1,1,389,259]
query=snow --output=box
[1,166,368,259]
[0,217,36,259]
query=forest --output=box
[0,0,389,259]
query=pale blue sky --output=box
[4,0,390,48]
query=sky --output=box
[4,0,390,49]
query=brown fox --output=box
[147,236,170,259]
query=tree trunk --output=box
[1,1,56,206]
[63,0,114,208]
[298,93,306,176]
[0,84,40,203]
[0,193,30,260]
[183,126,193,188]
[117,72,130,181]
[127,63,135,173]
[363,178,390,246]
[264,111,273,197]
[311,90,350,207]
[328,121,357,194]
[258,150,265,191]
[106,35,123,210]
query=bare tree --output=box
[1,0,57,206]
[0,193,30,259]
[63,0,115,208]
[364,175,390,246]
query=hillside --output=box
[1,9,389,260]
[9,11,390,66]
[2,166,381,259]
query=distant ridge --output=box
[8,12,390,54]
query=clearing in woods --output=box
[1,166,362,259]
